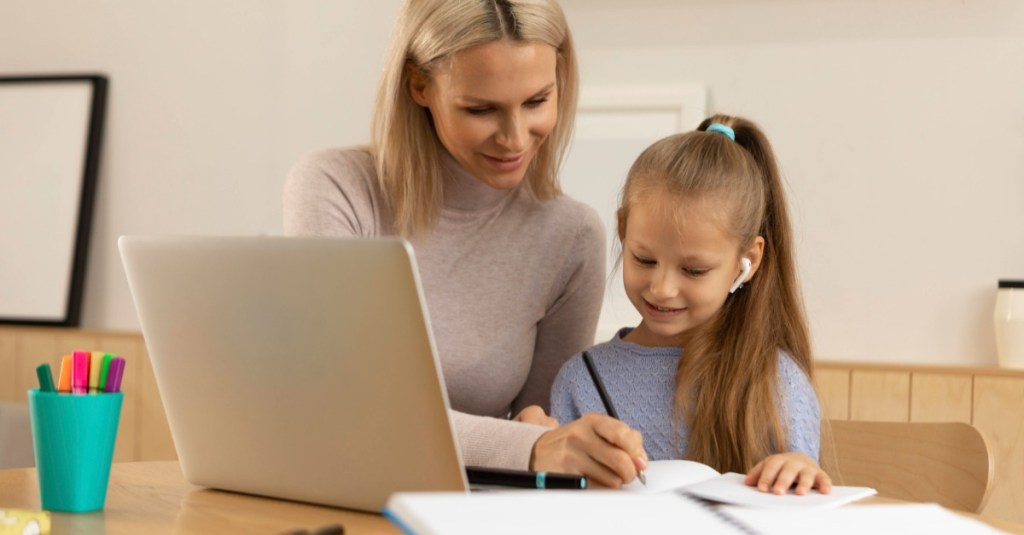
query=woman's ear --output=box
[406,62,430,107]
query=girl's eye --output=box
[525,97,548,108]
[632,254,656,266]
[465,107,492,115]
[684,268,709,277]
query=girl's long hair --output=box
[371,0,578,237]
[617,114,814,473]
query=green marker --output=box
[97,353,114,394]
[36,364,56,392]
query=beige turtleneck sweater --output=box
[283,147,606,469]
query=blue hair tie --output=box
[706,123,735,141]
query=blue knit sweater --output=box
[550,328,820,462]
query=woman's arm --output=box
[511,205,606,413]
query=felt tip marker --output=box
[97,353,114,394]
[71,350,90,395]
[103,357,125,393]
[57,355,73,393]
[466,466,587,490]
[36,364,56,393]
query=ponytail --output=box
[618,115,814,472]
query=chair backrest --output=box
[820,420,993,513]
[0,402,35,469]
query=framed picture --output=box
[0,74,107,326]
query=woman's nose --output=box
[496,113,527,152]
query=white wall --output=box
[2,1,1022,366]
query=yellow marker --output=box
[89,351,104,393]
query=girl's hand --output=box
[744,452,833,495]
[530,412,648,489]
[513,405,559,429]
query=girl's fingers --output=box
[755,457,784,492]
[793,468,818,496]
[771,463,802,495]
[744,460,766,487]
[815,470,833,494]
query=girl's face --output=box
[621,194,763,348]
[409,39,558,190]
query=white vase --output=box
[995,280,1024,369]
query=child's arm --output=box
[744,452,833,495]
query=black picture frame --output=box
[0,74,107,326]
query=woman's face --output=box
[410,40,558,190]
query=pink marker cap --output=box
[72,350,91,394]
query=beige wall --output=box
[2,1,1022,366]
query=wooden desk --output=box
[1,461,1021,534]
[0,462,399,534]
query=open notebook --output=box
[624,460,876,509]
[385,493,1002,535]
[386,460,878,535]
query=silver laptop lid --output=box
[119,235,467,512]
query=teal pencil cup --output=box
[27,389,123,513]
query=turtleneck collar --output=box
[439,148,519,213]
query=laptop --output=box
[119,235,468,512]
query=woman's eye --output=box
[525,97,548,108]
[465,107,492,115]
[685,268,709,277]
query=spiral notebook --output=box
[386,460,878,534]
[385,492,1001,535]
[385,491,754,535]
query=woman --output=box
[284,0,646,487]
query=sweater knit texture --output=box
[283,147,606,469]
[550,328,820,462]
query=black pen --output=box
[466,466,587,490]
[582,350,647,486]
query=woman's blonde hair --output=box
[371,0,578,236]
[617,114,814,473]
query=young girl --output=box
[550,115,831,495]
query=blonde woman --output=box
[284,0,647,487]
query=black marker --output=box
[466,466,587,490]
[582,350,647,485]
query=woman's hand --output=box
[744,452,833,495]
[530,412,648,489]
[513,405,559,429]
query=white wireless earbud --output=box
[729,258,752,294]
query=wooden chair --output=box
[820,420,993,513]
[0,402,35,469]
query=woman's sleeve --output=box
[778,355,822,461]
[282,149,381,237]
[511,206,606,414]
[449,411,550,470]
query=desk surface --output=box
[1,461,1021,534]
[0,461,398,534]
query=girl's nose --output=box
[649,269,679,299]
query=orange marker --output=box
[57,355,73,393]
